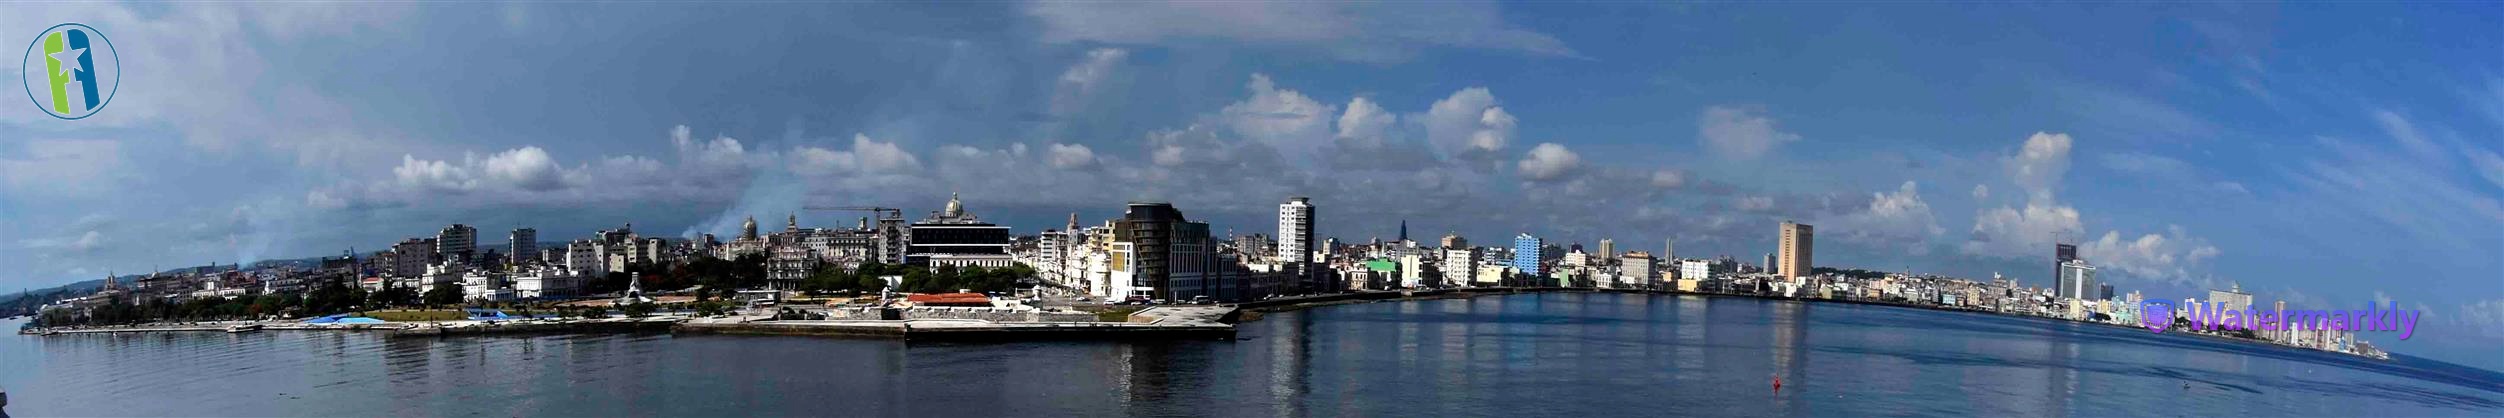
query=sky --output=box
[2,3,2499,368]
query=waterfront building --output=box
[1474,265,1511,286]
[1441,248,1476,288]
[392,237,439,278]
[1681,259,1719,282]
[2098,283,2115,301]
[1622,251,1655,284]
[436,224,479,266]
[1277,197,1316,291]
[907,194,1014,269]
[1399,253,1429,288]
[565,240,608,277]
[510,228,537,269]
[2208,282,2253,314]
[719,216,768,259]
[2056,259,2098,300]
[1110,202,1215,301]
[766,244,817,291]
[1778,221,1813,280]
[1512,233,1544,279]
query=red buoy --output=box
[1772,374,1783,391]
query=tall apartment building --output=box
[1117,202,1212,301]
[1512,233,1544,279]
[1596,238,1616,266]
[510,228,537,269]
[1778,221,1813,280]
[392,237,438,278]
[1277,197,1315,291]
[437,224,478,265]
[2056,259,2098,300]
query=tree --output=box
[620,302,656,318]
[423,283,465,307]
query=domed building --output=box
[908,193,1013,269]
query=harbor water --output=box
[3,292,2498,417]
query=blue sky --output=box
[3,3,2499,368]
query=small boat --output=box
[225,324,262,333]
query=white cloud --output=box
[1047,143,1098,169]
[2008,132,2073,201]
[1517,143,1582,181]
[2077,225,2222,287]
[1963,201,2083,259]
[1023,1,1579,63]
[1971,184,1990,200]
[2466,146,2504,192]
[391,154,479,192]
[1737,196,1775,212]
[791,134,923,176]
[1699,105,1800,160]
[1825,181,1944,253]
[1336,96,1397,141]
[480,147,566,191]
[1651,170,1690,188]
[1050,48,1129,116]
[1,4,419,167]
[1221,74,1336,161]
[1424,87,1516,158]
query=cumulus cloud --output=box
[1024,1,1579,63]
[2008,132,2073,201]
[481,147,567,191]
[1825,181,1944,253]
[1517,143,1583,181]
[1222,74,1337,162]
[1047,143,1098,169]
[1424,87,1516,160]
[1699,105,1800,160]
[1964,201,2084,259]
[2077,225,2222,287]
[1336,96,1397,141]
[1971,184,1990,200]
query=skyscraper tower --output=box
[1664,238,1676,263]
[1597,238,1616,265]
[1778,221,1813,280]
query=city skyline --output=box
[4,3,2499,369]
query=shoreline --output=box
[1233,287,2387,361]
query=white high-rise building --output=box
[1277,197,1314,265]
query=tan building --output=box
[1778,221,1814,280]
